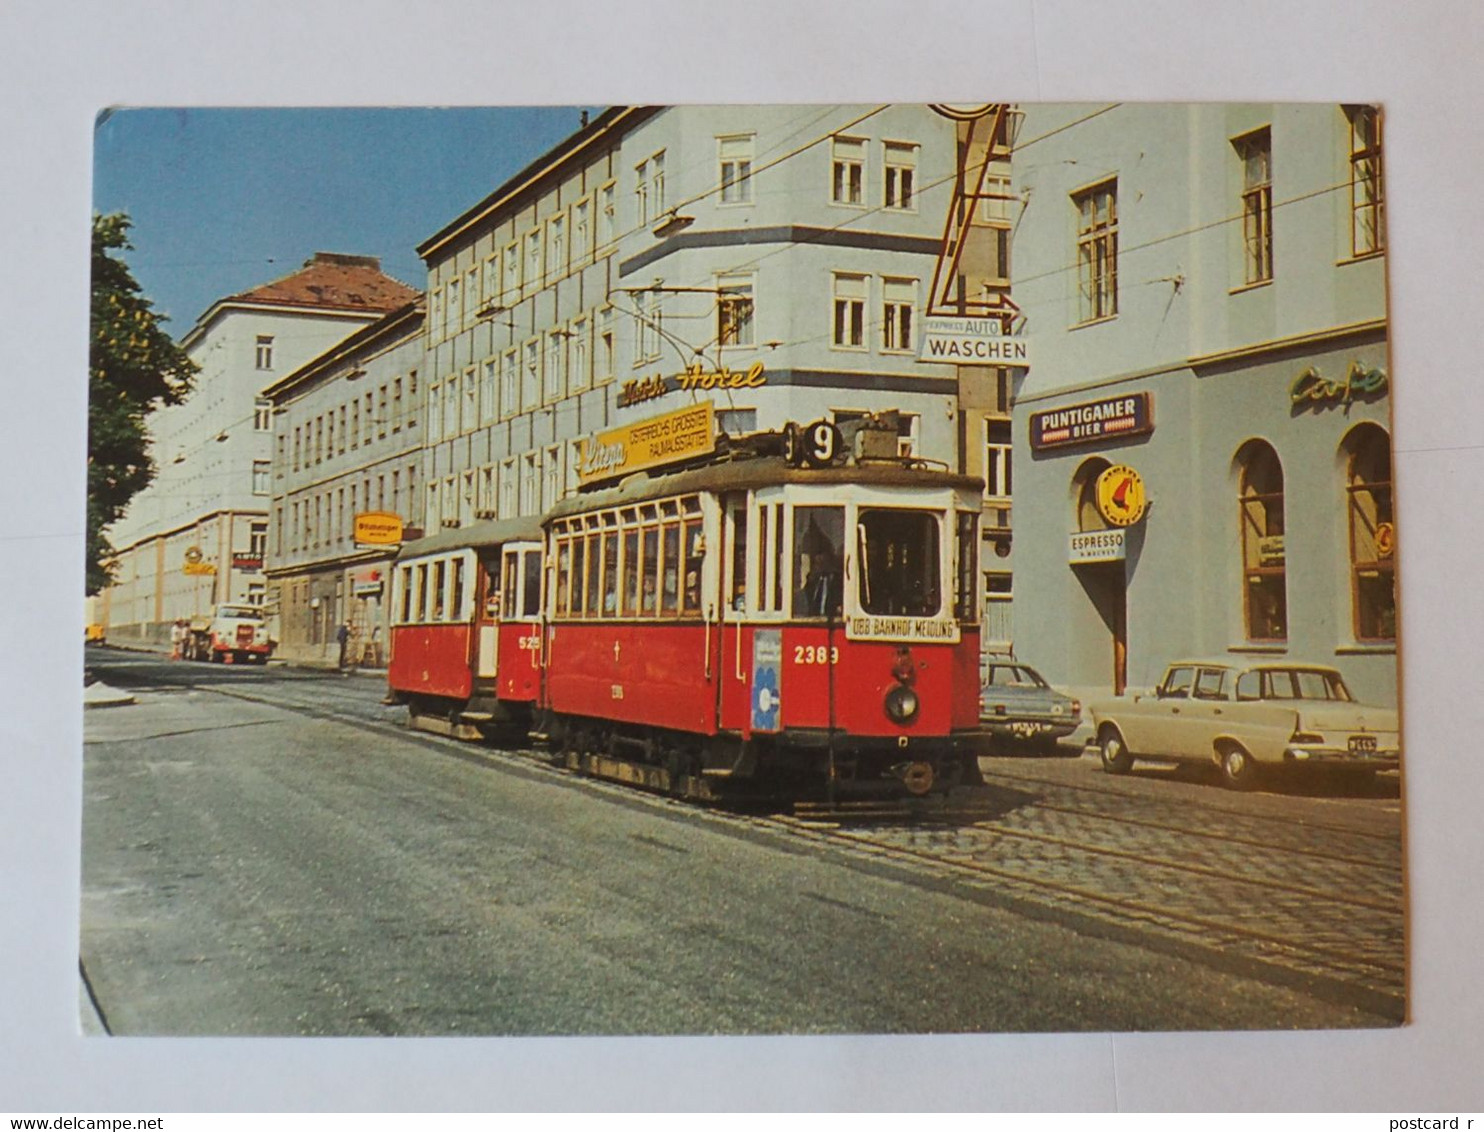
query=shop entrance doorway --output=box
[1080,563,1128,694]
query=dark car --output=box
[980,661,1082,752]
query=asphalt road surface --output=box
[80,648,1404,1035]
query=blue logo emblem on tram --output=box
[751,629,782,732]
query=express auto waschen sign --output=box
[1030,391,1154,451]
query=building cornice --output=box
[181,298,392,352]
[106,508,270,557]
[1016,319,1389,406]
[416,107,660,262]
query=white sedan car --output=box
[1090,660,1399,789]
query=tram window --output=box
[661,524,680,614]
[502,553,519,619]
[400,566,413,623]
[729,504,748,612]
[451,558,466,621]
[584,532,601,616]
[522,550,541,617]
[432,560,446,620]
[556,540,572,617]
[856,509,941,617]
[415,563,429,621]
[484,567,501,619]
[572,538,588,617]
[771,503,784,612]
[792,506,845,619]
[602,532,619,615]
[622,529,641,616]
[682,519,703,615]
[642,527,659,614]
[757,504,770,612]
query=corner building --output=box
[98,254,418,643]
[414,106,1015,630]
[1009,104,1396,706]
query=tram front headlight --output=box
[885,684,920,724]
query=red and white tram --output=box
[386,418,989,799]
[387,517,544,738]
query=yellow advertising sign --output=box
[354,511,405,546]
[1095,464,1148,528]
[578,402,715,486]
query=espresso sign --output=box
[1030,391,1154,451]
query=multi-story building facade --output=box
[98,253,420,643]
[262,300,425,666]
[413,104,1018,656]
[1009,104,1395,705]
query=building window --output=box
[1346,105,1385,256]
[545,331,566,404]
[429,289,444,343]
[1238,440,1287,642]
[572,198,591,265]
[255,335,274,370]
[465,268,479,327]
[252,460,270,495]
[407,370,417,428]
[719,135,754,204]
[651,151,665,216]
[717,275,755,347]
[634,289,663,363]
[447,276,462,337]
[482,255,499,307]
[379,386,389,439]
[983,571,1012,646]
[832,272,867,348]
[427,382,442,443]
[392,377,403,432]
[831,136,865,205]
[501,349,518,419]
[443,379,458,437]
[293,427,301,472]
[254,399,272,431]
[523,340,541,410]
[1074,179,1118,323]
[597,307,615,383]
[1234,127,1273,285]
[462,367,477,431]
[481,359,497,423]
[635,158,651,228]
[884,141,918,211]
[1345,426,1396,642]
[503,241,520,305]
[525,229,542,292]
[598,182,616,249]
[984,418,1012,499]
[881,276,916,352]
[520,452,538,516]
[547,214,566,279]
[570,317,590,393]
[542,445,563,512]
[500,457,518,519]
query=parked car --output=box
[979,660,1081,752]
[1090,659,1399,789]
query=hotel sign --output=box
[918,316,1029,366]
[619,361,769,409]
[578,401,716,486]
[1030,391,1154,451]
[1069,529,1127,564]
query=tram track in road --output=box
[94,658,1404,1016]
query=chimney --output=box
[306,252,382,270]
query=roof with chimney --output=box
[229,252,419,313]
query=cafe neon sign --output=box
[1290,362,1388,408]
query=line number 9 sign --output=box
[789,420,841,468]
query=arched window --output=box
[1238,441,1286,642]
[1345,426,1396,642]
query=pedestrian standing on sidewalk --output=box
[336,621,350,672]
[170,618,185,661]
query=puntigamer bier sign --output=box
[1030,391,1154,452]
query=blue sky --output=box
[92,106,595,333]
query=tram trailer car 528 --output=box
[387,516,545,739]
[541,452,989,799]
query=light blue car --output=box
[979,661,1082,753]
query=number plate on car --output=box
[1348,734,1378,755]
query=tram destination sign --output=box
[1030,391,1154,451]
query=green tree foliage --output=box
[88,213,197,594]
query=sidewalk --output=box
[90,640,385,680]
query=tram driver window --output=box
[855,509,940,617]
[792,506,845,619]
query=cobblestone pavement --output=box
[778,755,1404,1003]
